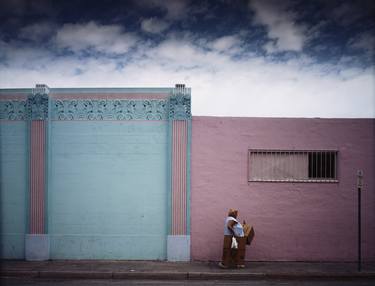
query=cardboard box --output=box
[243,223,255,245]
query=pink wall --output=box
[191,117,375,262]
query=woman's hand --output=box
[227,220,236,235]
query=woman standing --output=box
[219,209,246,268]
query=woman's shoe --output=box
[218,262,228,269]
[236,264,245,268]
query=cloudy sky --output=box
[0,0,374,117]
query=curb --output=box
[188,272,265,280]
[113,272,188,280]
[187,272,375,280]
[38,271,113,279]
[1,271,375,280]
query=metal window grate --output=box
[248,150,338,183]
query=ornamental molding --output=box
[1,84,192,121]
[26,84,50,120]
[0,84,50,121]
[0,100,27,120]
[51,99,168,120]
[169,85,191,120]
[27,94,49,120]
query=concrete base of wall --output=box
[25,234,49,261]
[167,235,190,261]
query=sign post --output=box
[357,170,363,272]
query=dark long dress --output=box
[222,235,246,267]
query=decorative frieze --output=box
[1,98,171,121]
[0,100,27,120]
[1,84,192,121]
[51,99,168,120]
[0,84,50,121]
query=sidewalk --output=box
[1,260,375,280]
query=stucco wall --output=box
[191,117,375,262]
[0,122,27,258]
[49,121,168,259]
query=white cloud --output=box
[0,40,54,69]
[249,0,306,52]
[54,21,137,54]
[141,17,169,34]
[0,32,374,118]
[211,35,241,52]
[152,38,207,67]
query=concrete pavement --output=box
[1,260,375,280]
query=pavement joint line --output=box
[0,270,39,278]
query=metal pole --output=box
[358,186,361,272]
[357,170,363,272]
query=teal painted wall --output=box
[0,122,27,258]
[49,121,168,259]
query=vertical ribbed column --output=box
[25,84,50,261]
[167,84,191,261]
[171,120,188,235]
[29,120,46,234]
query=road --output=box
[1,278,375,286]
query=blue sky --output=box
[0,0,374,117]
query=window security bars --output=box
[248,150,338,183]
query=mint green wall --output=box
[0,122,27,258]
[49,121,168,259]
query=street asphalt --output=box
[1,260,375,281]
[1,277,375,286]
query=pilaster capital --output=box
[169,84,191,120]
[28,84,49,120]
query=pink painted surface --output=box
[171,120,188,235]
[30,120,45,234]
[191,117,375,262]
[0,94,28,100]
